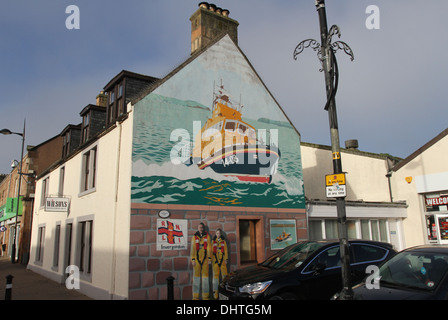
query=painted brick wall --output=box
[128,204,307,300]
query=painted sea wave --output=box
[131,93,305,209]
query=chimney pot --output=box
[345,139,359,150]
[222,9,229,16]
[198,2,209,9]
[209,3,216,12]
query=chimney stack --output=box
[96,91,107,107]
[190,2,239,55]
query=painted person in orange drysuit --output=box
[212,228,228,299]
[190,222,212,300]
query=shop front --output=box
[424,193,448,244]
[0,197,23,258]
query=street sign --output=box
[325,173,346,186]
[325,173,347,198]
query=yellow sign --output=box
[325,173,346,186]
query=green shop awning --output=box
[0,197,23,222]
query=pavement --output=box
[0,256,92,300]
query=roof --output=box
[301,141,402,162]
[392,127,448,172]
[103,70,159,91]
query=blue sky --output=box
[1,0,447,174]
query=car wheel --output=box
[269,292,298,300]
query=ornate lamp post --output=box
[1,120,26,264]
[294,0,354,299]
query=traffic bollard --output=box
[5,275,13,300]
[166,275,174,300]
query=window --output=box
[80,147,97,195]
[36,225,46,264]
[82,113,90,143]
[304,246,341,273]
[78,220,93,274]
[65,223,73,267]
[58,167,65,196]
[53,224,61,268]
[40,177,49,207]
[310,219,390,243]
[109,90,115,105]
[62,132,71,157]
[351,244,387,264]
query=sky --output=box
[1,0,447,174]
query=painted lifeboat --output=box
[186,83,280,183]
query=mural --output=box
[131,36,305,209]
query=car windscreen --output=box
[260,241,325,271]
[378,251,448,291]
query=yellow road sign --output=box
[325,173,346,186]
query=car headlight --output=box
[239,280,273,295]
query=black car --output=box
[219,240,396,300]
[338,245,448,300]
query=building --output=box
[25,2,444,301]
[0,134,63,263]
[300,141,407,251]
[28,3,307,300]
[390,128,448,247]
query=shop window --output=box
[424,192,448,244]
[310,219,389,243]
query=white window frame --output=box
[76,215,94,281]
[40,176,50,208]
[79,145,97,196]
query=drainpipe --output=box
[110,119,123,298]
[385,157,394,203]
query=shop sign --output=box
[426,195,448,207]
[45,197,70,212]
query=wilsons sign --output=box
[45,197,70,212]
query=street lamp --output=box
[1,120,26,264]
[294,0,354,299]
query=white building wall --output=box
[301,143,392,202]
[29,111,133,300]
[301,143,406,250]
[391,133,448,248]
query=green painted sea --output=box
[131,93,305,209]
